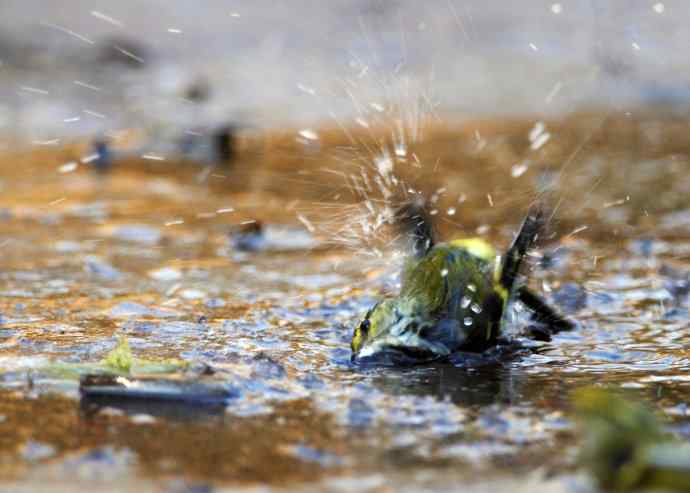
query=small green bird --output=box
[350,202,573,365]
[574,387,690,492]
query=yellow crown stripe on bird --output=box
[448,238,496,262]
[350,202,574,366]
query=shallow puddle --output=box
[0,113,689,492]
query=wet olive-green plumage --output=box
[351,239,504,364]
[350,205,571,365]
[575,387,690,492]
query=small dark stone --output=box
[198,364,216,376]
[660,263,687,278]
[185,78,212,103]
[663,307,689,320]
[250,353,286,379]
[92,138,112,174]
[212,124,237,164]
[665,278,690,301]
[229,221,265,252]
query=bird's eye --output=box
[360,319,371,335]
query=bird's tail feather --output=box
[498,203,544,294]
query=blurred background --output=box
[2,0,689,140]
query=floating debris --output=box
[80,374,236,405]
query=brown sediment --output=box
[0,390,353,484]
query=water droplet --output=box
[58,162,78,173]
[298,129,319,141]
[511,163,528,178]
[355,117,369,128]
[529,122,545,141]
[374,153,394,177]
[297,83,316,95]
[461,296,471,308]
[463,317,473,326]
[471,303,482,314]
[530,132,551,150]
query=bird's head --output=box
[350,298,459,366]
